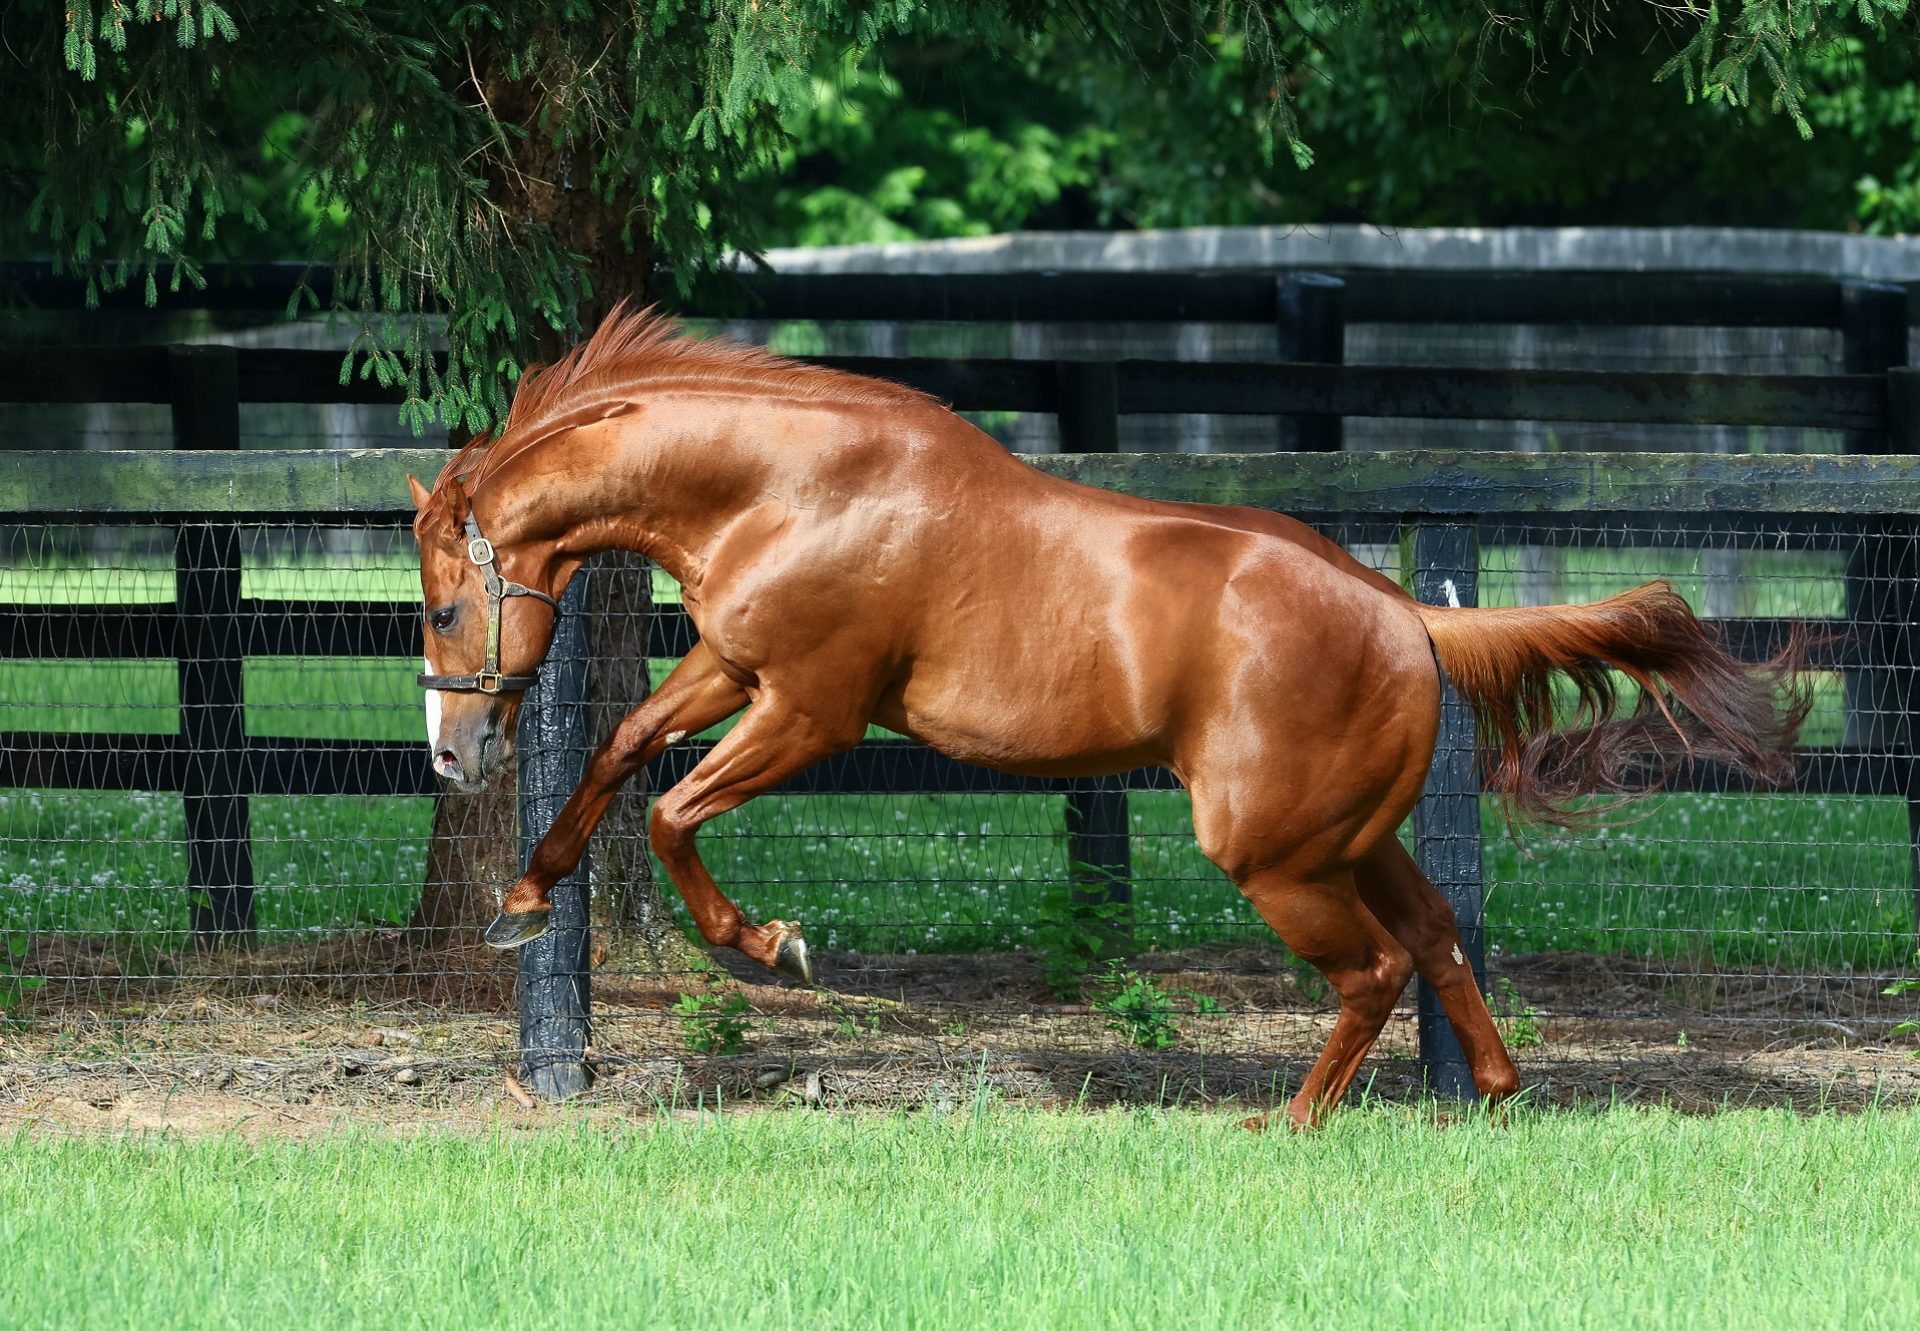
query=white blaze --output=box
[423,655,443,751]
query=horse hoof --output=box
[483,910,551,949]
[1242,1109,1319,1134]
[771,922,813,985]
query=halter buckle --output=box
[467,536,495,566]
[475,671,505,695]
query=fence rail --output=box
[8,258,1920,327]
[4,344,1916,434]
[692,268,1914,329]
[9,438,1920,516]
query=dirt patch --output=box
[3,940,1916,1137]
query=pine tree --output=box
[14,3,1912,418]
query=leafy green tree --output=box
[15,2,1209,426]
[757,10,1920,245]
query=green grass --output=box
[1474,546,1847,618]
[0,550,680,607]
[0,1107,1916,1330]
[0,789,426,942]
[2,783,1912,970]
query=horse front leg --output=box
[484,642,747,948]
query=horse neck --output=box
[476,406,772,592]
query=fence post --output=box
[1055,361,1132,947]
[1887,368,1920,941]
[516,572,594,1099]
[1841,282,1909,386]
[1841,283,1911,752]
[1275,273,1345,453]
[170,345,254,948]
[1410,522,1486,1099]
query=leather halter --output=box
[416,512,559,695]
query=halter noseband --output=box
[415,512,559,696]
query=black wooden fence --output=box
[4,324,1920,1093]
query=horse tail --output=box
[1414,580,1811,826]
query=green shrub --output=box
[1492,976,1545,1050]
[1091,963,1181,1050]
[1032,877,1128,1001]
[670,992,754,1055]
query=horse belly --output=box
[878,654,1164,778]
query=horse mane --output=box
[434,302,933,496]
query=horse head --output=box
[409,471,561,792]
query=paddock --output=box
[2,266,1918,1117]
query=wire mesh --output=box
[1465,519,1915,1055]
[2,503,1915,1110]
[1,287,1915,1109]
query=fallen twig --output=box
[502,1073,536,1110]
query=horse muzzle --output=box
[431,714,512,793]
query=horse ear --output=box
[408,473,469,542]
[441,479,471,527]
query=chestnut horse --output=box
[411,306,1804,1127]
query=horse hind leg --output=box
[644,696,864,985]
[1354,840,1520,1105]
[1233,865,1415,1131]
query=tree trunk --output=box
[413,46,698,975]
[583,551,696,974]
[411,784,519,943]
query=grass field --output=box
[3,547,1913,971]
[1,1106,1915,1330]
[2,781,1912,969]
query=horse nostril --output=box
[434,750,463,781]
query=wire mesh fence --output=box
[1,265,1915,1109]
[3,497,1916,1110]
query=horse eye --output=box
[429,607,458,633]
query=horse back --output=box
[876,470,1432,779]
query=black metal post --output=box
[1055,361,1132,946]
[1275,273,1345,453]
[1410,522,1486,1099]
[170,346,253,947]
[516,572,594,1099]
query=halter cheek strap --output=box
[416,513,560,695]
